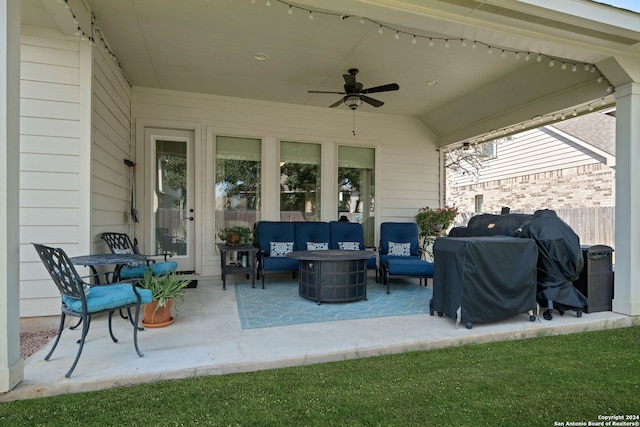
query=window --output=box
[481,140,497,158]
[338,146,375,247]
[280,141,321,221]
[215,136,261,235]
[475,195,483,213]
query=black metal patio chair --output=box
[100,232,178,281]
[32,243,152,378]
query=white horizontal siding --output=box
[19,27,85,317]
[452,127,603,187]
[90,37,132,249]
[133,87,439,276]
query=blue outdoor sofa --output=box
[255,220,377,288]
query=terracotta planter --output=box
[142,299,174,328]
[226,232,240,245]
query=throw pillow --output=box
[388,241,411,256]
[270,241,294,257]
[306,242,329,250]
[338,241,360,250]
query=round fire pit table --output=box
[286,250,375,304]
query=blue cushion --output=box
[386,259,434,276]
[119,261,178,279]
[294,222,330,252]
[329,221,365,250]
[256,221,296,256]
[262,256,298,272]
[62,284,152,313]
[379,222,420,256]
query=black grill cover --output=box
[513,209,588,309]
[432,236,538,325]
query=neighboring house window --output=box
[338,146,375,247]
[215,136,262,235]
[481,140,497,159]
[280,141,321,221]
[475,195,483,213]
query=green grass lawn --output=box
[1,326,638,426]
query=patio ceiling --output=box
[21,0,640,145]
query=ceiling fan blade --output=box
[329,97,346,108]
[308,90,346,94]
[342,73,356,88]
[362,83,399,94]
[360,95,384,107]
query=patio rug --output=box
[235,279,432,329]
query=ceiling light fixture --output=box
[253,52,268,61]
[344,95,363,110]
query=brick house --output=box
[447,109,615,208]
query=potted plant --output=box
[415,205,459,259]
[218,225,253,245]
[139,270,191,328]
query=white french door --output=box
[143,128,196,272]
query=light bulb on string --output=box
[412,35,417,44]
[525,53,530,61]
[471,41,477,49]
[537,54,542,62]
[308,10,313,20]
[445,39,450,48]
[572,64,577,72]
[378,25,383,35]
[395,31,400,40]
[288,5,292,14]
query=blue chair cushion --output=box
[62,284,152,313]
[119,261,178,279]
[329,221,365,249]
[262,256,298,272]
[386,258,434,276]
[294,222,330,252]
[256,221,296,256]
[379,222,420,257]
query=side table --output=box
[216,243,258,290]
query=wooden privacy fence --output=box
[454,207,615,249]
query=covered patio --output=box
[2,275,634,401]
[2,0,640,394]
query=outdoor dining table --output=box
[70,253,148,284]
[69,252,149,330]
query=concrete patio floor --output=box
[3,275,636,402]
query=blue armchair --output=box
[294,221,331,251]
[378,222,421,272]
[329,221,377,277]
[255,221,298,288]
[379,222,432,292]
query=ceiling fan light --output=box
[345,96,363,110]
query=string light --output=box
[471,95,615,143]
[56,1,130,87]
[58,0,613,102]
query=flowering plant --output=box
[415,206,459,237]
[415,206,459,259]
